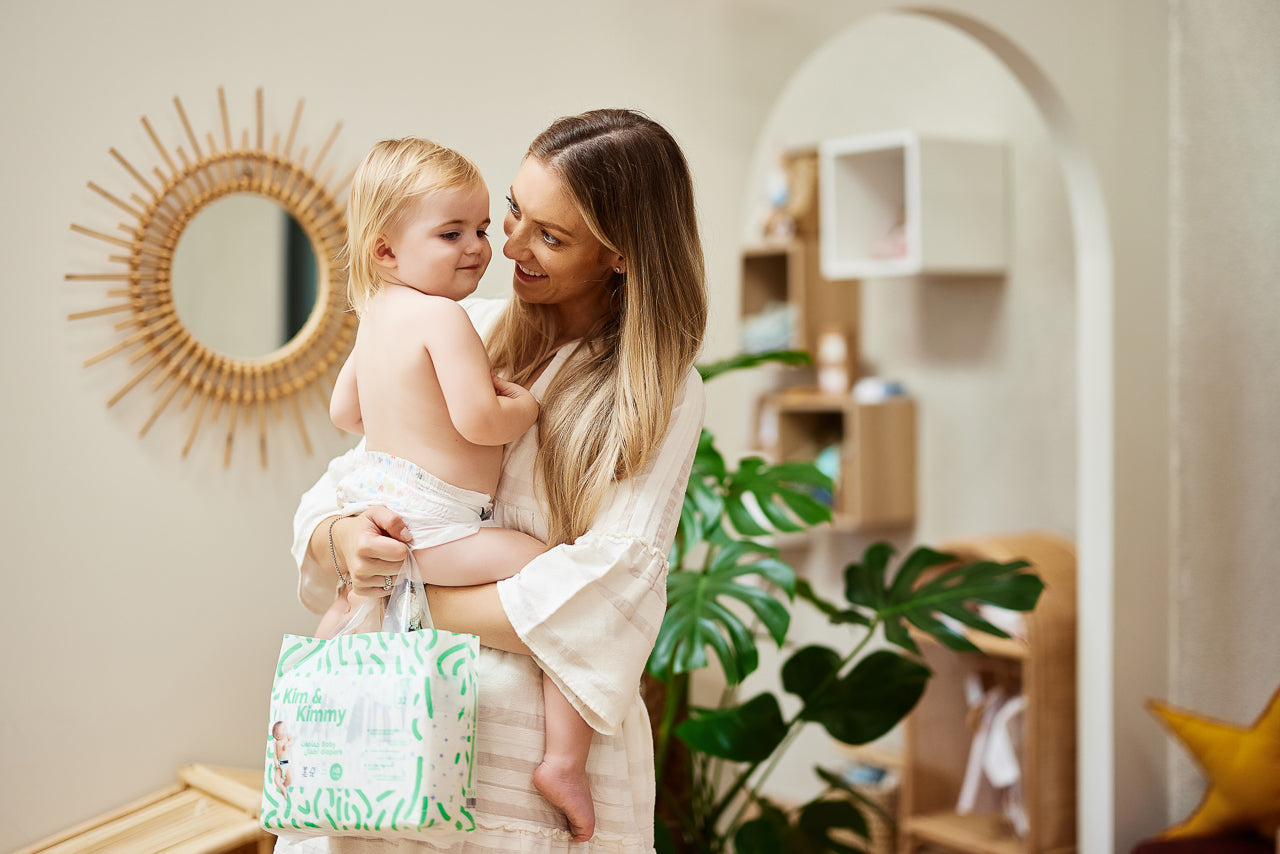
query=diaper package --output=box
[261,629,479,838]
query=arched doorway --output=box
[741,8,1131,851]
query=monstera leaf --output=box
[723,457,834,537]
[650,540,795,684]
[842,543,1044,654]
[671,429,728,567]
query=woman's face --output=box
[502,157,620,332]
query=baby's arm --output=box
[415,527,546,587]
[428,301,538,445]
[329,352,363,434]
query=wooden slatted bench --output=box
[13,765,272,854]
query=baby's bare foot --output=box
[533,758,595,842]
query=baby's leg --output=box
[314,587,354,639]
[533,675,595,841]
[414,528,546,587]
[315,588,381,638]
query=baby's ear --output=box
[372,235,397,268]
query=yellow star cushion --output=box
[1146,683,1280,840]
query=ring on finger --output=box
[382,575,394,591]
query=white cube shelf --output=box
[819,130,1006,279]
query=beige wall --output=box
[1168,0,1280,820]
[0,1,1275,852]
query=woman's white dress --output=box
[279,299,705,853]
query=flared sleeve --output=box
[497,367,705,735]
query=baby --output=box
[318,138,594,840]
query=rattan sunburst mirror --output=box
[67,87,355,467]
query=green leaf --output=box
[693,428,727,480]
[702,599,759,682]
[676,693,787,762]
[724,456,833,537]
[797,799,869,852]
[781,645,841,705]
[880,617,919,656]
[697,349,813,382]
[654,818,677,854]
[886,546,955,602]
[815,766,895,828]
[734,813,788,854]
[801,650,930,745]
[843,542,894,611]
[879,551,1044,652]
[648,543,794,683]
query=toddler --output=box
[319,138,594,841]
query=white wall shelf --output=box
[819,130,1007,279]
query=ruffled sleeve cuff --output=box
[497,532,669,735]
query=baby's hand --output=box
[491,372,539,432]
[492,372,536,404]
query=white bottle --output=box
[816,330,849,395]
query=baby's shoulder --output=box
[372,290,469,327]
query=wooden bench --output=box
[13,765,273,854]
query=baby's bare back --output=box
[352,291,505,495]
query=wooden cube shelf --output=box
[740,239,860,384]
[765,387,916,530]
[898,532,1077,854]
[819,130,1007,279]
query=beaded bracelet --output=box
[328,515,351,586]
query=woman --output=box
[285,108,708,853]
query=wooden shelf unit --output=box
[764,387,916,530]
[741,237,860,384]
[743,148,915,531]
[898,531,1077,854]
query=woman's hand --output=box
[333,507,412,597]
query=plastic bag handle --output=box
[329,548,432,637]
[385,549,433,632]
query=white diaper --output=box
[337,451,493,549]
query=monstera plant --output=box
[648,352,1045,854]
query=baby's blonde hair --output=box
[342,138,485,315]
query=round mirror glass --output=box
[171,194,319,359]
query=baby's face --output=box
[383,184,492,300]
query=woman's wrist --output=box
[326,515,351,586]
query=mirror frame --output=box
[67,88,355,467]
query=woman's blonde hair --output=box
[341,138,485,315]
[488,109,708,546]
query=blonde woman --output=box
[287,109,708,853]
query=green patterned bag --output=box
[261,553,478,839]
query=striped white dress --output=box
[282,299,704,853]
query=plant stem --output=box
[654,671,688,785]
[707,617,882,834]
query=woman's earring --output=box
[614,267,622,274]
